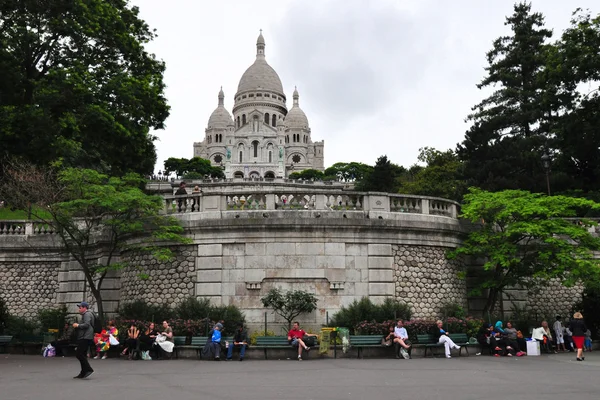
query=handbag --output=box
[302,335,316,347]
[381,337,392,347]
[517,330,524,339]
[109,334,120,346]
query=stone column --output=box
[367,244,394,303]
[196,244,223,305]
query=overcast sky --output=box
[131,0,598,173]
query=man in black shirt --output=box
[226,323,248,361]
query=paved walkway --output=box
[0,352,598,400]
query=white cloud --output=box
[131,0,599,171]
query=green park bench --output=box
[416,333,472,358]
[349,335,390,358]
[16,334,45,354]
[255,336,317,360]
[173,336,234,359]
[173,336,206,359]
[0,335,13,353]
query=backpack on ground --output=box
[43,344,55,357]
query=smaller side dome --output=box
[207,87,233,128]
[284,86,309,129]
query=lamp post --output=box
[541,152,551,195]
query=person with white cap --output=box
[72,302,95,379]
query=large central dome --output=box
[236,32,284,95]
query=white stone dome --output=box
[237,60,284,94]
[236,32,284,95]
[207,88,233,128]
[284,87,309,129]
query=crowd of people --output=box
[64,302,593,378]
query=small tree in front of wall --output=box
[261,288,318,331]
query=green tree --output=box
[185,157,225,179]
[356,155,400,193]
[448,188,600,315]
[163,157,188,178]
[261,288,318,330]
[163,157,224,179]
[457,3,554,192]
[549,10,600,196]
[0,0,168,175]
[0,160,191,321]
[288,169,325,180]
[400,147,467,201]
[323,162,373,182]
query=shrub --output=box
[354,320,395,336]
[117,299,244,336]
[403,319,437,341]
[117,299,172,323]
[175,297,211,320]
[439,302,466,319]
[465,317,485,338]
[0,297,8,334]
[4,315,40,337]
[329,297,411,333]
[208,305,245,335]
[38,305,69,334]
[249,329,276,345]
[169,318,213,336]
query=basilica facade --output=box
[193,32,324,179]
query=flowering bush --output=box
[403,319,437,341]
[353,317,486,341]
[354,320,395,335]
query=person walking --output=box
[72,302,95,379]
[569,312,588,361]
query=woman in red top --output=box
[287,321,318,361]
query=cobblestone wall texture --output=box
[393,245,467,319]
[119,246,197,307]
[0,261,60,319]
[527,280,584,319]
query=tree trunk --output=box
[482,288,499,320]
[82,265,104,326]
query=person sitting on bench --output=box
[226,322,248,361]
[393,320,411,359]
[287,321,318,361]
[433,320,461,359]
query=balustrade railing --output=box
[0,221,57,235]
[162,187,458,218]
[0,221,27,235]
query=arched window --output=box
[272,114,276,127]
[264,113,270,124]
[242,114,246,125]
[269,151,272,163]
[252,115,259,132]
[239,151,243,163]
[252,141,259,158]
[237,116,240,127]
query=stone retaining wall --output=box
[527,280,584,319]
[393,245,466,319]
[0,261,60,319]
[120,246,197,307]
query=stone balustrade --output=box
[162,184,459,218]
[0,221,57,236]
